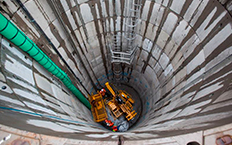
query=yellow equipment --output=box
[104,82,137,121]
[107,100,123,118]
[118,90,134,104]
[105,82,116,97]
[104,82,122,119]
[119,103,137,121]
[89,92,108,122]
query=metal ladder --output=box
[110,0,142,65]
[109,0,142,81]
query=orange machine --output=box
[118,90,134,104]
[105,82,123,119]
[105,82,137,121]
[120,103,137,121]
[89,92,108,122]
[106,100,123,118]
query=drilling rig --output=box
[105,82,137,121]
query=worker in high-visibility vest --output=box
[100,88,106,96]
[105,119,114,127]
[112,126,118,132]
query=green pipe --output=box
[0,13,91,109]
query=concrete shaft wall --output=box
[0,0,232,143]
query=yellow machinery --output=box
[118,90,134,104]
[89,92,108,122]
[120,104,137,121]
[107,100,123,118]
[105,82,137,121]
[105,82,116,97]
[118,90,137,121]
[105,82,123,118]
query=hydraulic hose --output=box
[0,13,91,109]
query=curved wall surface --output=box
[0,0,232,143]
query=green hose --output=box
[0,13,91,109]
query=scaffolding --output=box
[109,0,142,65]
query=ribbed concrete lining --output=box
[0,13,91,109]
[0,0,231,142]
